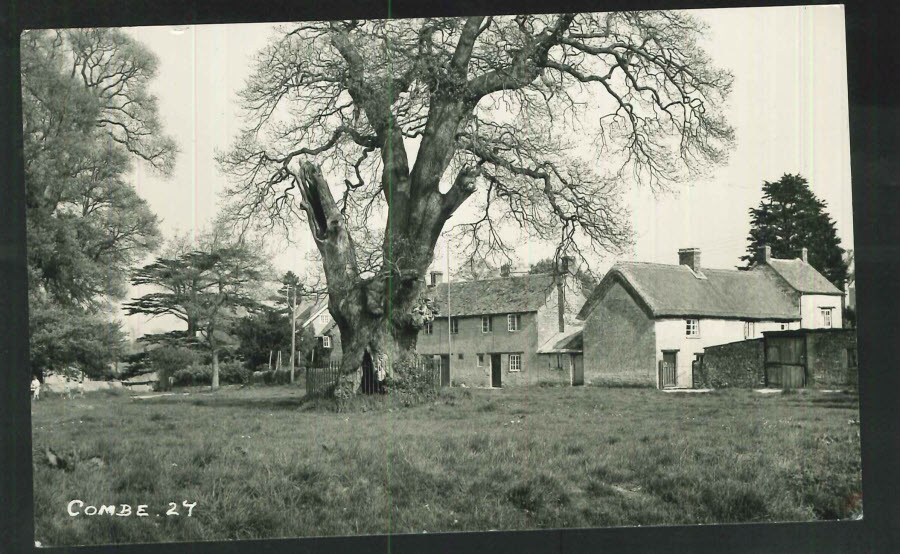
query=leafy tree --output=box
[28,292,126,381]
[124,225,268,389]
[148,346,197,391]
[21,29,176,377]
[221,12,733,396]
[740,174,848,288]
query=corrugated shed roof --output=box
[537,327,584,353]
[427,273,557,317]
[578,262,801,320]
[766,258,843,295]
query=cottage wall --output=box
[655,318,794,388]
[582,280,656,386]
[801,294,844,329]
[416,312,545,387]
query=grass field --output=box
[31,384,862,546]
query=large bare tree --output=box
[221,12,734,396]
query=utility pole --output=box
[289,283,297,384]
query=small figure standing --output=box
[30,377,41,401]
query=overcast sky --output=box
[120,5,853,336]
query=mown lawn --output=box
[31,384,862,546]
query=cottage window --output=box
[458,353,464,360]
[481,316,493,333]
[780,323,788,330]
[685,319,699,337]
[319,313,329,324]
[423,321,433,335]
[450,318,459,334]
[743,321,755,339]
[477,354,484,367]
[321,335,331,349]
[821,308,833,328]
[509,354,522,372]
[507,314,521,332]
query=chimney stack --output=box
[429,271,443,286]
[500,264,511,278]
[800,247,808,263]
[557,256,576,333]
[678,248,702,274]
[760,245,772,264]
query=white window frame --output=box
[509,354,522,372]
[481,316,492,333]
[507,314,521,332]
[423,321,433,335]
[821,308,833,328]
[684,318,700,339]
[743,321,755,339]
[477,354,484,367]
[450,318,459,335]
[685,319,700,338]
[319,313,330,324]
[321,335,331,349]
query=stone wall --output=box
[695,338,765,388]
[805,329,858,388]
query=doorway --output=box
[570,354,584,386]
[439,355,450,387]
[490,354,502,388]
[660,350,677,388]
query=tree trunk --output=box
[333,309,421,398]
[211,349,220,390]
[292,162,451,398]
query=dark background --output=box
[2,1,897,553]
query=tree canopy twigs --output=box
[218,11,733,393]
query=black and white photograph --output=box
[18,3,865,547]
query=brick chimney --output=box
[760,245,772,264]
[429,271,443,286]
[800,247,808,263]
[500,264,511,278]
[678,248,702,274]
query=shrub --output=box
[149,347,198,391]
[171,361,250,386]
[382,352,438,405]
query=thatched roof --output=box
[766,258,843,295]
[427,273,557,317]
[578,262,802,321]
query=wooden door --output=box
[571,354,584,386]
[439,355,450,387]
[490,354,502,388]
[765,336,806,388]
[660,351,677,388]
